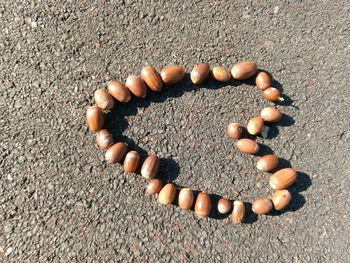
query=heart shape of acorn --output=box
[86,61,297,223]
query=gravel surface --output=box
[1,0,349,262]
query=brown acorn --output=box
[211,66,231,82]
[260,107,282,122]
[123,151,140,173]
[195,192,211,218]
[269,168,297,190]
[252,198,273,215]
[105,142,128,163]
[190,63,210,84]
[86,106,105,131]
[94,88,115,110]
[247,116,264,135]
[178,188,194,210]
[256,154,279,172]
[141,65,163,92]
[272,190,292,210]
[236,139,259,154]
[125,75,147,98]
[226,123,243,140]
[141,155,160,179]
[160,65,185,85]
[96,129,114,149]
[158,183,176,205]
[231,200,245,223]
[255,71,271,90]
[107,80,131,103]
[231,61,257,80]
[262,87,283,102]
[217,198,232,214]
[146,179,163,195]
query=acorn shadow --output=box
[243,202,258,224]
[255,143,274,157]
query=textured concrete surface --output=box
[0,0,349,262]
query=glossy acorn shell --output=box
[255,71,271,90]
[231,61,257,80]
[158,183,176,205]
[141,155,160,179]
[256,154,279,172]
[194,192,211,218]
[190,63,210,84]
[160,65,185,85]
[141,65,163,92]
[231,200,245,223]
[178,188,194,210]
[146,179,163,195]
[107,80,131,103]
[260,107,282,122]
[252,198,273,215]
[96,129,114,149]
[94,88,115,110]
[262,87,281,102]
[226,123,243,140]
[86,106,105,131]
[247,116,264,135]
[236,139,259,154]
[269,168,297,190]
[211,66,231,82]
[126,75,147,98]
[272,190,292,210]
[105,142,128,164]
[123,151,140,173]
[217,198,232,214]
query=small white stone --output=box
[274,6,279,14]
[5,247,13,256]
[261,126,270,139]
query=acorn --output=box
[262,87,283,102]
[252,198,273,215]
[260,107,282,122]
[125,75,147,98]
[178,188,194,210]
[269,168,297,190]
[255,71,271,90]
[231,200,245,223]
[247,116,264,135]
[256,154,279,172]
[146,179,163,195]
[226,123,243,140]
[158,183,176,205]
[141,155,160,179]
[107,80,131,103]
[96,129,114,149]
[141,65,163,92]
[211,66,231,82]
[272,190,292,210]
[231,61,257,80]
[190,63,210,84]
[160,65,185,85]
[105,142,128,163]
[94,88,115,110]
[236,139,259,154]
[123,151,140,173]
[194,192,211,218]
[217,198,232,214]
[86,106,105,131]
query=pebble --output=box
[5,247,13,256]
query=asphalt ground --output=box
[0,0,349,262]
